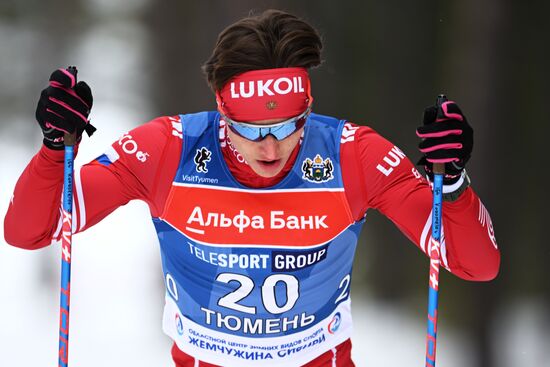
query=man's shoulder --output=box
[337,120,383,147]
[135,111,219,141]
[144,114,182,130]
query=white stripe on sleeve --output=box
[421,211,449,270]
[74,167,86,231]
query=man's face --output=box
[227,118,303,178]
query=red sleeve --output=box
[4,146,67,249]
[341,123,500,281]
[4,116,181,249]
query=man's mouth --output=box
[257,159,281,167]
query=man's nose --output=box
[259,135,279,159]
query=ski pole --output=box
[425,94,447,367]
[58,66,78,367]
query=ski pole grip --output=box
[433,163,445,175]
[64,133,77,146]
[64,66,78,147]
[433,94,447,175]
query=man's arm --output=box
[343,125,500,281]
[5,146,68,249]
[4,116,181,249]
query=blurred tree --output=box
[143,0,311,116]
[442,1,505,365]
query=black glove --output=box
[36,67,95,150]
[416,100,473,185]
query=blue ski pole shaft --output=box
[59,132,76,367]
[425,95,447,367]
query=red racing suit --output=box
[4,115,500,366]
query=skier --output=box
[4,9,499,367]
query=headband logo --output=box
[230,77,305,99]
[266,101,278,110]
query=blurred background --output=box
[1,0,548,366]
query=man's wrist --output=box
[39,143,78,164]
[442,170,470,202]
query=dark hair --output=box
[202,9,323,92]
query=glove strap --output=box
[84,122,97,136]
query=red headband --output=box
[216,67,312,122]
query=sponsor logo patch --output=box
[176,314,183,335]
[163,185,353,247]
[175,314,184,336]
[328,312,341,334]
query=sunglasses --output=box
[222,107,311,142]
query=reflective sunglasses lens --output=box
[228,123,262,141]
[269,117,306,140]
[227,114,308,142]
